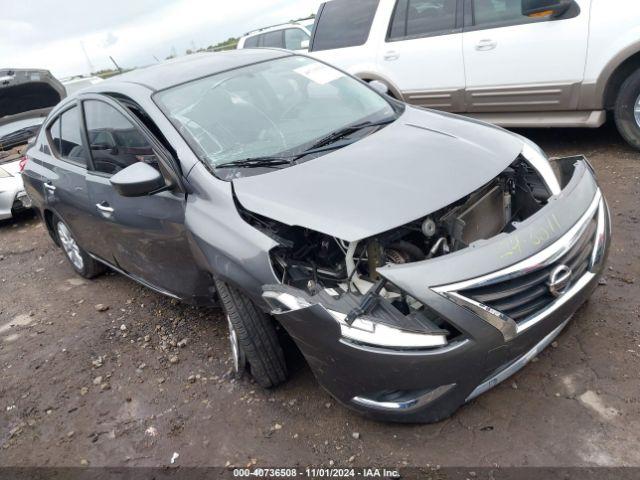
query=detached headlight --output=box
[263,290,448,350]
[518,136,561,196]
[0,167,12,178]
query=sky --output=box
[0,0,323,79]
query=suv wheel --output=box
[614,69,640,150]
[214,279,287,388]
[54,217,105,279]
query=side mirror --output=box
[300,39,310,50]
[369,80,390,96]
[109,162,166,197]
[522,0,573,17]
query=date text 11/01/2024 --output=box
[232,468,401,478]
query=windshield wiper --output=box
[216,156,295,169]
[303,117,396,152]
[215,119,395,171]
[216,142,356,170]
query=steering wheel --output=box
[234,100,288,151]
[280,99,305,121]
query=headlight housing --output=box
[262,290,449,350]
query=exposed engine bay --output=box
[239,157,552,335]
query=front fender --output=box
[185,163,278,305]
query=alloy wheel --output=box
[56,221,84,271]
[635,92,640,128]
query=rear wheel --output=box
[54,216,105,279]
[214,279,287,388]
[614,69,640,150]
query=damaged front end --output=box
[237,149,609,422]
[244,151,558,348]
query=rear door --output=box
[39,105,96,250]
[81,95,210,300]
[377,0,466,110]
[462,0,590,112]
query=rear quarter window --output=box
[243,35,260,48]
[311,0,380,51]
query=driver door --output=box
[80,95,211,300]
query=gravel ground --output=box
[0,122,638,468]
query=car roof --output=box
[243,22,310,38]
[99,49,292,92]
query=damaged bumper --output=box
[264,157,611,423]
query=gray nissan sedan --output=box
[21,50,611,423]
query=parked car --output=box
[22,50,610,423]
[1,68,65,220]
[62,76,104,96]
[308,0,640,149]
[237,18,315,52]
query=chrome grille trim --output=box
[433,190,605,341]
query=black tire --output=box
[53,216,106,279]
[614,68,640,150]
[214,279,287,388]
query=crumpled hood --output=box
[0,68,65,119]
[233,106,524,242]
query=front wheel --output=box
[214,279,287,388]
[54,216,105,279]
[614,69,640,150]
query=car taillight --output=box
[18,156,29,172]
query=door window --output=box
[83,100,159,176]
[48,107,87,165]
[284,28,310,50]
[261,30,284,48]
[310,0,380,51]
[470,0,573,28]
[389,0,457,40]
[472,0,526,26]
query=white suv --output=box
[309,0,640,149]
[237,19,315,52]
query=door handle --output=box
[96,202,114,214]
[44,182,56,192]
[476,39,497,51]
[383,51,399,61]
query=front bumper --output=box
[268,157,611,423]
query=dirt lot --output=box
[0,123,639,468]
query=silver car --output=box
[0,68,65,220]
[0,150,31,220]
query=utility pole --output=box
[109,56,123,74]
[80,41,95,74]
